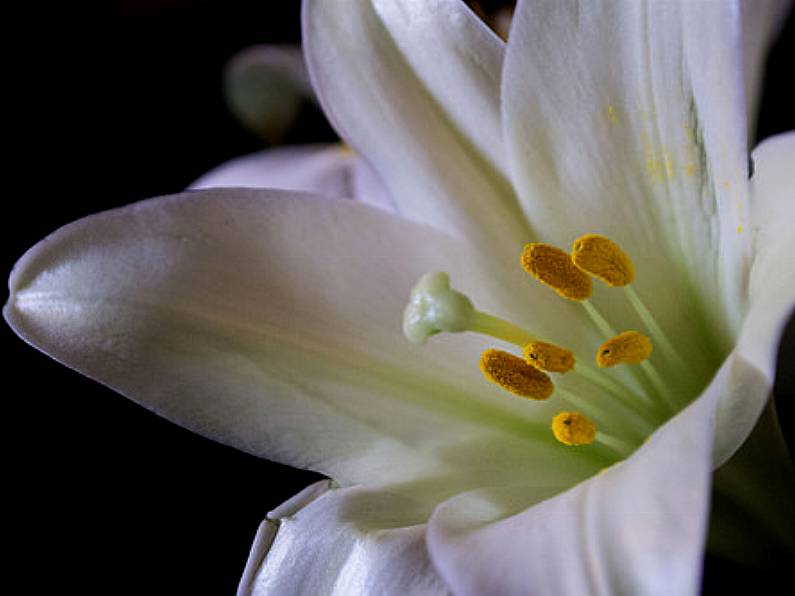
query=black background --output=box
[5,2,793,594]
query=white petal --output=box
[737,132,795,380]
[190,144,394,211]
[503,0,753,349]
[715,132,795,464]
[303,0,531,260]
[427,352,757,596]
[5,189,595,496]
[241,481,450,596]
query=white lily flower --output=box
[5,1,794,595]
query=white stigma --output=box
[402,272,475,345]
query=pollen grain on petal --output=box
[523,341,575,374]
[551,411,596,446]
[571,234,635,287]
[596,331,652,368]
[520,243,592,301]
[480,348,554,400]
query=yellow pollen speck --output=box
[664,153,674,178]
[683,163,696,177]
[551,412,596,446]
[606,104,620,124]
[520,243,592,301]
[737,224,743,234]
[571,234,635,287]
[480,348,554,400]
[523,341,575,373]
[596,331,653,368]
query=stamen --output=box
[480,349,554,400]
[571,234,635,286]
[572,236,686,373]
[523,341,575,373]
[596,331,653,368]
[551,411,596,446]
[520,243,592,301]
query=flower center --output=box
[403,234,691,458]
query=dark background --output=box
[5,2,793,593]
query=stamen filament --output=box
[595,431,635,458]
[471,311,538,346]
[581,300,618,338]
[639,360,678,412]
[557,387,656,438]
[583,301,673,411]
[574,363,662,421]
[623,285,687,369]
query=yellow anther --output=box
[596,331,653,368]
[551,412,596,446]
[520,243,592,301]
[479,348,554,400]
[571,234,635,287]
[523,341,575,374]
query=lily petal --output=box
[503,0,755,350]
[240,480,449,596]
[303,0,530,259]
[737,132,795,380]
[717,132,795,464]
[190,144,394,211]
[4,189,595,497]
[427,351,762,596]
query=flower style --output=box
[5,1,794,594]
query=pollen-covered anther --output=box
[596,331,653,368]
[571,234,635,286]
[480,348,554,400]
[520,243,592,301]
[551,411,596,446]
[523,341,575,374]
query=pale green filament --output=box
[595,430,635,458]
[574,363,663,422]
[582,299,672,412]
[624,285,687,370]
[639,360,677,412]
[581,300,618,338]
[557,387,655,440]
